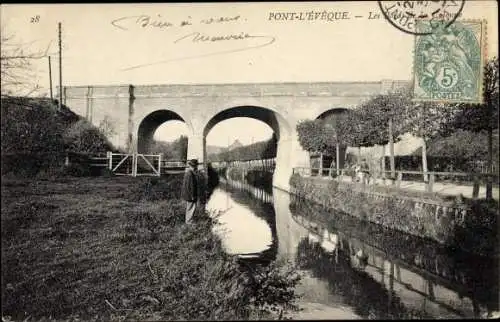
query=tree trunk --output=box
[336,143,340,175]
[486,102,493,199]
[381,144,386,178]
[389,118,395,178]
[358,147,362,163]
[422,136,429,182]
[319,152,323,177]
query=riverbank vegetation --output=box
[148,136,188,161]
[208,134,277,162]
[1,96,116,177]
[1,175,301,321]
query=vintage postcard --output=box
[1,1,499,321]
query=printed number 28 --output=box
[30,15,40,23]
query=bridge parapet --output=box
[64,85,130,99]
[130,81,407,98]
[63,81,410,99]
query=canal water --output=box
[206,177,499,319]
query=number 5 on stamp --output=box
[412,20,486,104]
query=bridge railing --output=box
[292,167,499,199]
[161,160,186,168]
[210,158,276,171]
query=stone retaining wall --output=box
[289,175,498,256]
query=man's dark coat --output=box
[182,168,198,202]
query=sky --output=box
[154,118,273,146]
[1,1,498,146]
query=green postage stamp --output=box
[413,20,486,104]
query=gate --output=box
[108,152,161,177]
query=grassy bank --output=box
[1,175,300,321]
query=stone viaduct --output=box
[62,80,408,190]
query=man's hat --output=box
[187,159,199,167]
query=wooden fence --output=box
[85,152,188,177]
[210,158,276,171]
[292,167,499,199]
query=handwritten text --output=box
[111,14,241,31]
[174,31,255,44]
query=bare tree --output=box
[98,115,117,138]
[1,25,53,97]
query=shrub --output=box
[0,97,114,177]
[62,163,92,177]
[241,259,301,317]
[1,98,67,155]
[289,173,301,188]
[63,119,114,154]
[1,152,65,177]
[99,168,115,177]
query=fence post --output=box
[472,175,480,199]
[396,171,402,188]
[319,153,323,177]
[132,153,137,177]
[107,151,112,170]
[157,154,162,177]
[426,173,435,193]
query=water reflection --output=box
[206,178,277,261]
[289,195,499,319]
[206,176,499,319]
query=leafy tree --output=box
[63,119,114,153]
[208,135,277,161]
[1,97,65,153]
[451,58,499,133]
[332,109,366,151]
[400,92,458,181]
[296,119,336,154]
[98,115,116,139]
[149,140,175,159]
[149,135,188,160]
[415,129,499,162]
[346,89,408,176]
[170,135,188,160]
[449,57,499,198]
[261,133,278,159]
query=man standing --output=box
[360,158,370,184]
[182,159,199,224]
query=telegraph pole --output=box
[58,22,62,110]
[48,56,53,100]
